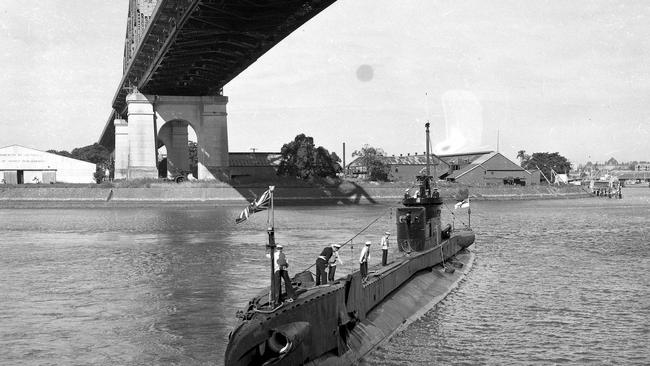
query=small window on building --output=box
[395,168,399,172]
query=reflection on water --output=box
[1,190,649,365]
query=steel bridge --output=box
[99,0,337,148]
[98,0,337,180]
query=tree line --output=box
[517,150,572,182]
[275,135,389,181]
[50,138,578,185]
[49,135,389,183]
[48,143,111,183]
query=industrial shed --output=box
[383,154,450,181]
[445,152,534,185]
[0,145,96,184]
[229,152,281,182]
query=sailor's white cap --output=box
[365,241,372,245]
[276,244,283,249]
[332,244,341,249]
[385,231,391,235]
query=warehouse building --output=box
[444,151,535,185]
[0,145,96,184]
[381,153,449,181]
[229,152,281,183]
[347,150,536,185]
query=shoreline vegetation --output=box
[0,178,594,208]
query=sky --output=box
[1,0,649,166]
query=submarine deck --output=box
[308,247,475,365]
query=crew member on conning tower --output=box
[273,245,295,303]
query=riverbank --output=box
[0,182,592,207]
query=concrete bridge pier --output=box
[126,92,158,179]
[113,92,230,181]
[113,119,129,180]
[197,98,230,181]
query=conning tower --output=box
[396,122,443,252]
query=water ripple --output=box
[2,191,649,365]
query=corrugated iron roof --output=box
[437,151,494,165]
[382,154,447,166]
[229,152,281,167]
[348,154,450,168]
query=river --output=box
[1,189,648,365]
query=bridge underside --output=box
[100,0,337,150]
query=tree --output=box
[49,143,111,183]
[516,150,530,164]
[277,134,341,180]
[352,144,390,181]
[71,143,111,183]
[518,151,572,183]
[70,143,110,166]
[47,149,72,158]
[313,147,341,178]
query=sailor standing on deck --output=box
[315,244,338,286]
[327,244,343,282]
[274,245,296,303]
[359,241,371,280]
[381,231,390,266]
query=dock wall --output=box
[0,184,592,206]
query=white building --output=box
[0,145,96,184]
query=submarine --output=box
[224,123,475,365]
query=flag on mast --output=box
[454,197,470,209]
[235,188,272,223]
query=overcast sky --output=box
[1,0,649,165]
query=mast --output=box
[425,122,431,177]
[497,129,500,153]
[342,142,346,178]
[267,186,276,306]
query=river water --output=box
[1,189,648,365]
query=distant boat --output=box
[589,178,622,198]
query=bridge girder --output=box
[115,0,337,111]
[101,0,337,149]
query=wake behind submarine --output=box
[224,123,475,366]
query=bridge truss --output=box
[100,0,337,148]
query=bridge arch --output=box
[156,119,197,179]
[153,95,229,181]
[114,92,230,181]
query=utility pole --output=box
[497,129,500,153]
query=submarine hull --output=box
[308,248,475,365]
[225,123,476,365]
[224,232,475,366]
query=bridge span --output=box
[99,0,337,180]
